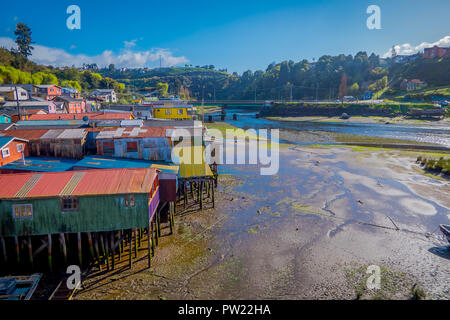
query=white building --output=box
[89,89,117,103]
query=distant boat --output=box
[440,224,450,243]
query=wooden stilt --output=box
[128,229,132,268]
[110,232,115,270]
[77,232,82,267]
[47,234,52,272]
[190,182,194,201]
[184,183,187,209]
[147,226,151,268]
[1,236,7,265]
[157,211,161,238]
[27,236,33,269]
[169,202,174,235]
[104,233,110,271]
[212,180,215,208]
[87,232,95,259]
[117,231,121,261]
[99,233,106,266]
[14,236,20,265]
[134,229,138,258]
[151,221,155,256]
[93,233,100,270]
[200,181,204,210]
[155,219,159,246]
[60,233,67,265]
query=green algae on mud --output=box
[345,264,419,300]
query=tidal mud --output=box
[74,146,449,300]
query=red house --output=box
[54,96,86,113]
[33,85,62,100]
[0,136,29,167]
[423,46,450,59]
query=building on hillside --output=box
[423,45,450,59]
[61,87,81,99]
[392,53,420,64]
[0,136,29,167]
[89,89,117,103]
[93,127,173,161]
[400,79,427,91]
[32,85,62,101]
[0,128,87,159]
[53,96,86,113]
[0,86,30,101]
[152,105,194,120]
[0,100,58,114]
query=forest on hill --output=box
[99,54,450,102]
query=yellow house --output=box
[153,105,194,120]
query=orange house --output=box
[0,137,29,167]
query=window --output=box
[16,144,24,153]
[61,197,78,211]
[177,109,184,115]
[12,204,33,219]
[103,141,115,154]
[124,195,135,207]
[1,148,10,158]
[165,109,172,115]
[126,141,138,153]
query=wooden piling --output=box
[128,229,133,268]
[87,232,95,259]
[147,226,151,268]
[200,181,204,210]
[169,202,174,235]
[99,233,106,266]
[60,233,67,265]
[117,231,121,260]
[151,221,155,256]
[104,233,110,271]
[110,232,115,270]
[14,236,20,265]
[93,233,100,270]
[77,232,82,267]
[134,229,138,258]
[1,236,7,265]
[47,234,52,272]
[212,180,215,208]
[27,236,33,269]
[184,183,187,209]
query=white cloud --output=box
[123,39,137,48]
[383,35,450,58]
[0,37,189,68]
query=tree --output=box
[14,23,34,57]
[156,82,169,97]
[338,73,347,102]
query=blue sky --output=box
[1,0,449,73]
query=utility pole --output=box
[14,85,21,120]
[290,84,293,102]
[315,83,319,102]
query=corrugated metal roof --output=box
[1,129,87,140]
[0,129,48,140]
[0,168,157,199]
[28,113,133,121]
[74,156,179,174]
[0,157,77,172]
[94,127,170,139]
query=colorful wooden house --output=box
[0,137,29,167]
[152,105,194,120]
[94,127,173,161]
[0,168,163,271]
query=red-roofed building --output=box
[28,112,134,121]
